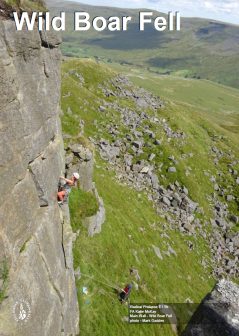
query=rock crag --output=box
[182,280,239,336]
[0,19,79,336]
[65,139,105,237]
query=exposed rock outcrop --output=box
[65,138,106,236]
[182,280,239,336]
[67,142,94,192]
[0,19,79,336]
[90,75,239,279]
[82,184,105,237]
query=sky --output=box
[74,0,239,24]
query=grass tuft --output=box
[69,188,99,233]
[0,260,9,305]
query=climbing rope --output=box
[80,272,133,307]
[98,288,119,304]
[90,266,123,291]
[79,272,122,292]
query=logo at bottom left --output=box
[13,299,31,323]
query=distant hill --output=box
[48,0,239,89]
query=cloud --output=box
[78,0,239,23]
[203,0,239,13]
[146,0,239,22]
[148,0,239,12]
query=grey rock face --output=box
[0,21,79,335]
[82,185,106,237]
[65,139,105,236]
[182,280,239,336]
[69,144,93,161]
[66,142,94,191]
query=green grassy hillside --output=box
[48,0,239,88]
[61,59,239,335]
[112,65,239,138]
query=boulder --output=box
[183,223,195,233]
[162,196,171,207]
[140,167,150,174]
[232,235,239,249]
[182,186,189,195]
[152,245,163,260]
[99,105,106,112]
[148,153,156,161]
[151,174,159,190]
[168,246,177,257]
[229,215,238,224]
[168,167,177,173]
[132,141,143,149]
[70,144,93,161]
[226,195,234,202]
[154,139,161,145]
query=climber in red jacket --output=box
[57,172,79,204]
[119,284,133,303]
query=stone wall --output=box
[0,19,79,335]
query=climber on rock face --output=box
[57,172,79,204]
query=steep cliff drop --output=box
[0,14,79,336]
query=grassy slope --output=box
[129,73,239,130]
[115,66,239,139]
[48,0,239,89]
[74,163,212,336]
[69,188,99,232]
[61,59,238,336]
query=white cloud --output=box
[202,0,239,13]
[78,0,239,24]
[204,1,214,10]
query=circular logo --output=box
[13,299,31,323]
